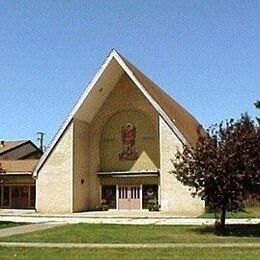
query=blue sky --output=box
[0,1,259,146]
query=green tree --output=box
[171,114,260,229]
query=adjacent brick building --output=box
[0,140,42,209]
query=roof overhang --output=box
[33,49,188,177]
[97,170,159,178]
[5,172,32,175]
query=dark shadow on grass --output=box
[194,224,260,237]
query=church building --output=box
[34,50,205,216]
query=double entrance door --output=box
[118,185,141,210]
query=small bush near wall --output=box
[142,185,159,211]
[101,185,116,209]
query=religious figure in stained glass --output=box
[119,123,139,161]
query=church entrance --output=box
[100,179,159,211]
[118,185,141,210]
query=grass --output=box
[1,224,258,259]
[201,207,260,219]
[1,224,259,243]
[0,247,259,259]
[0,221,26,229]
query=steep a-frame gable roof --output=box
[119,54,205,149]
[34,49,204,176]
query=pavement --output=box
[0,209,259,225]
[0,242,259,248]
[0,223,64,238]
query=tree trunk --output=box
[220,206,226,230]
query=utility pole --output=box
[37,132,45,151]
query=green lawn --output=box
[1,224,259,259]
[0,221,26,229]
[1,224,259,243]
[0,247,259,259]
[201,207,260,219]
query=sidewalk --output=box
[0,209,259,225]
[0,216,259,225]
[0,223,63,238]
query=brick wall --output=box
[159,117,205,216]
[36,124,73,213]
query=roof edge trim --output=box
[6,172,32,175]
[0,140,31,156]
[112,52,187,145]
[33,50,116,176]
[33,49,188,177]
